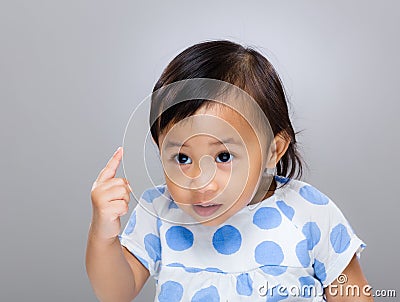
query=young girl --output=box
[86,40,372,301]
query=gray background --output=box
[1,1,398,301]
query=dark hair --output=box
[150,40,305,182]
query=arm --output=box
[86,147,149,301]
[324,254,373,302]
[86,231,149,302]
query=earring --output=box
[247,166,277,211]
[263,167,276,177]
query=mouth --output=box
[192,202,222,217]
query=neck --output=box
[248,177,276,206]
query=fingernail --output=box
[115,147,122,154]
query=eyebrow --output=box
[164,137,240,149]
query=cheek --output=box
[165,179,190,205]
[234,157,263,198]
[231,152,262,185]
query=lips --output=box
[193,201,219,206]
[193,202,222,217]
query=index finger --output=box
[96,147,124,182]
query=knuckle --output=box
[91,191,109,208]
[123,206,129,215]
[90,189,100,203]
[91,181,101,193]
[117,185,128,196]
[91,187,105,203]
[117,178,127,186]
[91,181,97,190]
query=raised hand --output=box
[90,147,132,241]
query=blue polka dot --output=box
[302,222,321,250]
[296,239,310,267]
[260,265,288,276]
[166,263,226,274]
[166,263,201,273]
[255,241,284,265]
[266,284,288,301]
[168,200,179,209]
[276,200,295,220]
[157,217,162,232]
[299,185,329,205]
[253,207,282,229]
[144,234,161,262]
[212,225,242,255]
[142,186,165,203]
[158,281,183,302]
[191,286,220,302]
[124,211,136,235]
[274,175,290,184]
[236,273,253,296]
[166,226,194,251]
[313,259,327,282]
[181,264,199,272]
[330,223,351,253]
[205,267,226,274]
[167,262,185,268]
[299,276,315,298]
[184,266,202,273]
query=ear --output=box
[265,131,291,169]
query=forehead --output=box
[159,103,257,146]
[196,103,250,127]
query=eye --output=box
[173,153,192,165]
[216,152,233,163]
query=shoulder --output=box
[275,176,331,206]
[274,176,343,225]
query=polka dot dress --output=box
[119,176,366,301]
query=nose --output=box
[194,177,218,194]
[186,155,218,193]
[190,177,219,204]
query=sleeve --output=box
[307,191,366,288]
[118,188,162,278]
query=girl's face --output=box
[158,103,271,226]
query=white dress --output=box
[119,176,366,301]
